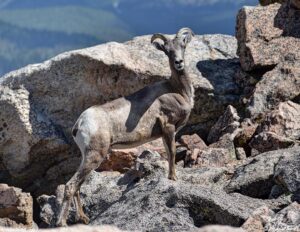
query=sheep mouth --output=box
[175,65,184,71]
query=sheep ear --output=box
[176,28,194,48]
[152,40,166,52]
[151,33,168,52]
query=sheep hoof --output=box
[78,215,90,225]
[56,220,68,227]
[168,174,177,181]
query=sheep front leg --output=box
[161,123,177,181]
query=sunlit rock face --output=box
[0,34,241,195]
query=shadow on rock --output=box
[274,1,300,38]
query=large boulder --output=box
[237,2,300,71]
[207,105,240,144]
[242,202,300,232]
[250,101,300,153]
[0,34,241,196]
[259,0,286,6]
[185,147,236,168]
[246,58,300,118]
[225,147,300,199]
[0,225,246,232]
[0,184,33,229]
[265,202,300,231]
[242,206,275,232]
[259,0,300,7]
[98,138,165,173]
[38,151,285,231]
[291,0,300,8]
[274,151,300,195]
[0,225,128,232]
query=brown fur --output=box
[56,28,195,227]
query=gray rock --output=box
[235,148,247,160]
[193,226,245,232]
[242,206,275,232]
[265,202,300,232]
[0,34,241,195]
[183,135,237,168]
[207,105,240,144]
[0,225,245,232]
[246,59,300,119]
[38,151,285,232]
[0,184,33,229]
[259,0,286,6]
[237,2,300,71]
[195,147,236,167]
[38,170,127,227]
[225,147,300,199]
[249,101,300,153]
[291,0,300,8]
[0,225,130,232]
[274,150,300,194]
[269,185,286,199]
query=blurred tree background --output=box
[0,0,257,76]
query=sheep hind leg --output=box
[74,190,90,224]
[56,149,105,227]
[161,123,177,181]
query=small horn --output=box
[151,33,168,44]
[176,27,194,39]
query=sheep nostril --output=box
[175,61,180,64]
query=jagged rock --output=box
[250,101,300,153]
[0,34,241,196]
[195,226,245,232]
[207,105,240,144]
[234,120,257,157]
[97,149,138,173]
[38,151,282,231]
[209,134,236,152]
[242,206,274,232]
[98,138,166,173]
[291,0,300,8]
[235,147,247,160]
[234,70,260,107]
[178,134,207,151]
[0,225,246,232]
[274,151,300,195]
[0,184,33,229]
[0,218,23,228]
[185,146,236,168]
[225,147,300,198]
[0,225,128,232]
[179,166,228,187]
[246,58,300,118]
[259,0,286,6]
[269,185,286,199]
[265,202,300,231]
[206,106,240,163]
[178,134,208,166]
[183,134,236,167]
[237,2,300,71]
[194,148,236,167]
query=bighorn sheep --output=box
[56,27,195,227]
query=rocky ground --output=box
[0,0,300,232]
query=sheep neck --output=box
[169,65,194,105]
